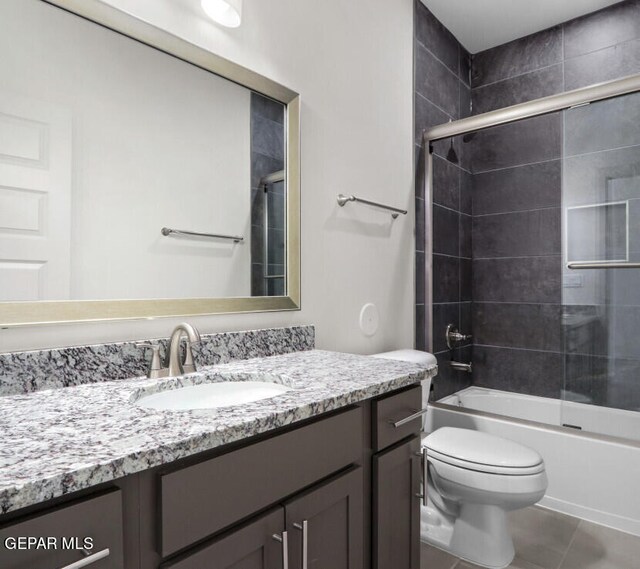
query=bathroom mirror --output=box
[0,0,300,326]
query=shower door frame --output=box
[420,72,640,353]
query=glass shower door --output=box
[562,90,640,441]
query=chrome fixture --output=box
[272,531,289,569]
[567,261,640,269]
[161,227,243,243]
[337,194,408,219]
[424,73,640,142]
[59,549,110,569]
[166,323,202,377]
[445,323,472,350]
[135,342,167,379]
[450,361,472,373]
[293,521,309,569]
[390,408,429,428]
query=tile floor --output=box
[421,506,640,569]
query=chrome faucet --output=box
[165,323,201,377]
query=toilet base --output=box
[421,501,515,569]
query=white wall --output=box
[0,0,415,355]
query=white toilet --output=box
[372,350,548,569]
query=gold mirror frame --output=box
[0,0,301,327]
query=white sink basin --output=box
[136,379,292,411]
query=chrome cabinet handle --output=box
[59,548,110,569]
[272,531,289,569]
[414,449,427,507]
[293,520,308,569]
[390,408,428,428]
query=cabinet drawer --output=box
[0,489,123,569]
[160,406,363,557]
[372,386,422,451]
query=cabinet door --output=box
[285,467,364,569]
[163,508,286,569]
[0,490,123,569]
[372,436,421,569]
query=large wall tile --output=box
[460,258,472,301]
[416,196,425,253]
[472,26,562,87]
[563,145,640,207]
[433,204,460,256]
[471,114,562,173]
[564,38,640,90]
[416,251,425,305]
[415,92,449,145]
[472,208,561,258]
[415,0,460,76]
[433,302,460,353]
[473,256,561,303]
[432,349,473,400]
[459,213,472,258]
[416,43,460,118]
[252,115,285,160]
[433,254,460,303]
[564,0,640,59]
[432,154,460,210]
[472,64,563,115]
[416,304,427,351]
[564,91,640,156]
[473,302,562,351]
[474,345,563,398]
[473,160,561,215]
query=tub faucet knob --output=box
[446,323,472,350]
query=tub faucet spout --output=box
[450,361,472,373]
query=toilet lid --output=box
[423,427,543,470]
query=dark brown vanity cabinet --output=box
[0,489,124,569]
[165,467,364,569]
[372,386,423,569]
[0,385,425,569]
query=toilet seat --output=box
[423,427,543,475]
[427,448,545,475]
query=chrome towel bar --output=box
[161,227,243,243]
[337,194,407,219]
[567,261,640,269]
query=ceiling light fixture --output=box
[201,0,243,28]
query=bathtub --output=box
[426,386,640,536]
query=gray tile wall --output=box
[414,0,473,399]
[468,0,640,401]
[250,93,286,296]
[415,0,640,403]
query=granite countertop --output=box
[0,349,435,515]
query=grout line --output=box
[563,34,640,63]
[557,519,582,569]
[565,141,640,160]
[473,254,561,260]
[473,60,564,91]
[474,156,560,175]
[416,91,455,123]
[473,206,560,218]
[415,37,466,85]
[472,60,563,90]
[475,343,563,355]
[434,202,463,215]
